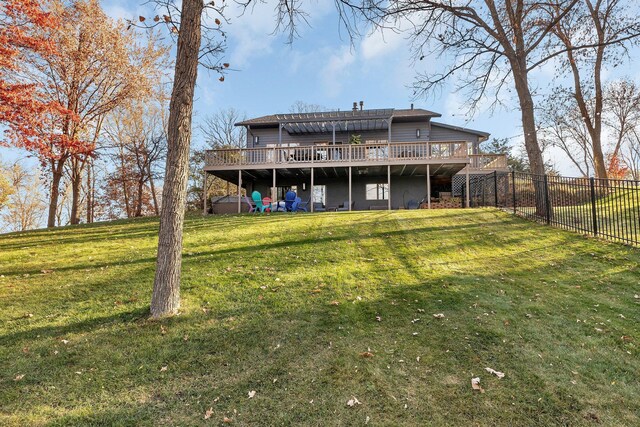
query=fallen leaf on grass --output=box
[360,352,374,358]
[160,366,168,372]
[204,408,214,419]
[23,313,33,318]
[621,335,632,342]
[433,313,445,319]
[375,316,382,322]
[485,367,505,379]
[61,339,69,344]
[471,377,485,393]
[223,416,232,423]
[330,301,340,306]
[347,396,362,407]
[14,374,24,381]
[160,325,167,335]
[248,390,256,398]
[40,269,53,274]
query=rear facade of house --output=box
[203,104,508,213]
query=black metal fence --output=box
[464,171,640,246]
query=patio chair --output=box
[244,195,257,213]
[406,199,419,209]
[297,198,309,212]
[251,191,271,213]
[313,202,326,212]
[284,190,297,212]
[336,200,353,211]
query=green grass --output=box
[1,209,639,426]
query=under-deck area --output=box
[204,163,473,213]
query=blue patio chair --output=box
[292,197,307,212]
[297,198,309,211]
[284,190,297,212]
[313,202,326,212]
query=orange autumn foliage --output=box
[0,0,73,156]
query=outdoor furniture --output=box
[244,195,257,213]
[336,200,353,211]
[295,197,308,212]
[262,197,272,212]
[251,191,271,213]
[406,199,419,209]
[313,202,326,212]
[284,190,297,211]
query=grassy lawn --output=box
[1,209,639,426]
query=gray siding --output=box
[246,121,430,149]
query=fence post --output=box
[589,177,598,237]
[512,171,516,214]
[543,174,551,224]
[493,170,498,207]
[461,183,465,208]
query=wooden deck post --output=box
[427,164,431,209]
[348,166,352,211]
[203,171,208,215]
[272,168,276,204]
[237,170,242,214]
[465,166,470,208]
[310,168,314,212]
[387,164,391,210]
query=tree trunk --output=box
[69,157,86,225]
[148,163,159,215]
[135,176,144,217]
[86,159,92,223]
[150,0,202,318]
[511,62,548,217]
[47,158,66,228]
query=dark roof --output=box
[430,121,490,140]
[235,108,441,127]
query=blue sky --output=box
[2,1,640,176]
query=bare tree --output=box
[333,0,591,181]
[0,162,46,232]
[605,79,640,162]
[289,100,326,113]
[540,89,595,177]
[549,0,640,178]
[199,107,246,149]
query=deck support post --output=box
[237,170,242,214]
[465,165,470,208]
[272,168,276,206]
[387,164,391,210]
[310,168,314,212]
[348,166,352,211]
[203,171,208,215]
[427,164,431,209]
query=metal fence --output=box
[464,171,640,246]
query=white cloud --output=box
[320,47,356,97]
[361,27,406,61]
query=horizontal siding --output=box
[246,121,431,148]
[429,125,479,143]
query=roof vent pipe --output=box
[411,103,414,110]
[352,102,358,111]
[359,100,364,110]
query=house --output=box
[203,103,508,213]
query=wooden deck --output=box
[204,141,507,172]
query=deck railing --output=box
[468,154,509,170]
[205,141,484,168]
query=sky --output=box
[2,0,640,176]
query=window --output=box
[276,186,297,200]
[313,185,326,205]
[366,183,388,200]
